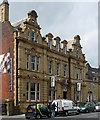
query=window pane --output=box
[31,92,35,100]
[31,83,36,100]
[27,54,29,70]
[31,56,35,70]
[56,42,59,52]
[31,31,34,42]
[49,91,52,101]
[63,45,66,54]
[57,63,59,75]
[49,61,52,74]
[53,91,56,100]
[27,82,29,101]
[28,32,30,40]
[48,40,51,48]
[31,83,35,91]
[37,57,40,72]
[64,64,66,77]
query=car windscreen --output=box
[96,103,100,106]
[27,104,36,109]
[79,103,86,107]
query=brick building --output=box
[0,0,99,115]
[0,0,14,115]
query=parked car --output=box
[25,104,50,119]
[52,99,80,116]
[79,102,95,113]
[95,102,100,112]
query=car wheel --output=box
[93,108,96,112]
[65,111,68,116]
[76,110,80,115]
[26,117,30,119]
[36,114,41,119]
[86,109,89,113]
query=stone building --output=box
[85,63,99,103]
[1,0,98,114]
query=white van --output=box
[52,99,80,116]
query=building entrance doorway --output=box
[88,91,92,102]
[63,91,67,99]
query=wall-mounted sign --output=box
[51,76,55,87]
[0,53,10,73]
[77,83,81,91]
[63,87,67,92]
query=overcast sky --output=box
[6,1,98,68]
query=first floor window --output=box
[37,57,40,72]
[31,56,35,71]
[64,64,66,77]
[57,63,60,76]
[77,68,79,80]
[31,83,36,101]
[36,35,39,43]
[89,83,91,89]
[49,61,52,74]
[27,54,29,70]
[37,83,40,101]
[31,31,35,42]
[93,84,96,90]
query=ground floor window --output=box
[49,90,56,102]
[26,82,40,102]
[53,91,56,100]
[49,91,52,102]
[74,87,82,102]
[31,83,36,101]
[27,82,30,101]
[37,83,40,101]
[93,93,96,101]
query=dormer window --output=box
[56,42,59,52]
[31,31,35,42]
[32,19,35,23]
[63,45,66,54]
[48,39,52,49]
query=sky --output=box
[3,1,98,67]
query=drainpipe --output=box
[16,37,18,106]
[68,49,72,100]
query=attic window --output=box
[32,19,35,23]
[48,39,52,49]
[63,45,66,54]
[56,42,59,52]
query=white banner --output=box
[77,83,81,91]
[51,76,55,87]
[0,53,10,73]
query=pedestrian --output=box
[51,102,56,118]
[48,102,51,118]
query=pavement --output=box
[0,114,25,119]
